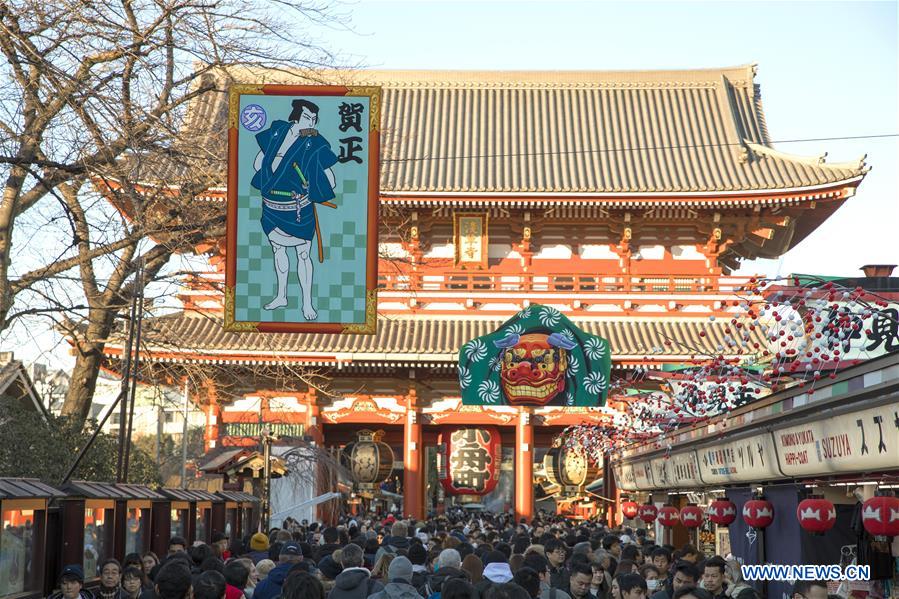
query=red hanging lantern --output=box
[861,494,899,540]
[707,499,737,526]
[680,504,704,528]
[621,500,639,520]
[438,426,501,496]
[797,496,836,535]
[742,498,775,529]
[658,505,680,527]
[638,503,658,524]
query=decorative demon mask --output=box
[459,304,612,407]
[493,332,577,406]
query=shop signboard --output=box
[615,462,638,491]
[696,433,781,484]
[773,403,899,477]
[633,460,655,490]
[669,450,704,488]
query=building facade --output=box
[100,65,867,520]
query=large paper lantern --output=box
[861,494,899,539]
[707,499,737,526]
[341,430,394,495]
[544,440,602,497]
[680,504,704,528]
[742,498,775,529]
[437,427,501,496]
[621,499,639,520]
[797,496,836,535]
[638,503,658,524]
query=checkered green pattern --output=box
[233,175,368,325]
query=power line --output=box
[380,133,898,164]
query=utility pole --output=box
[122,258,144,482]
[181,378,190,488]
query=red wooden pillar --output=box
[403,391,424,520]
[514,408,534,523]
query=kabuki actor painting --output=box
[226,85,380,333]
[458,304,612,406]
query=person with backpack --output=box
[422,549,469,599]
[329,544,384,599]
[366,557,422,599]
[476,552,514,598]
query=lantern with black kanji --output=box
[797,496,836,535]
[437,426,501,496]
[707,499,737,526]
[742,497,775,529]
[861,493,899,540]
[680,504,704,528]
[638,503,658,524]
[621,498,639,520]
[341,430,394,497]
[544,439,602,497]
[658,505,680,527]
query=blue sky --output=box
[327,0,899,278]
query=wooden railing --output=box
[377,272,752,294]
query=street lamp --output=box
[260,425,277,532]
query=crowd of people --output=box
[49,510,829,599]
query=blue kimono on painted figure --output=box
[250,99,338,319]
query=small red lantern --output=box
[638,503,658,524]
[658,505,680,527]
[680,504,704,528]
[742,498,775,529]
[708,499,737,526]
[861,494,899,539]
[797,496,836,534]
[621,500,639,520]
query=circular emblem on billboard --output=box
[240,104,267,131]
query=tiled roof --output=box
[172,65,866,195]
[104,311,766,363]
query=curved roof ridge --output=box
[744,140,868,174]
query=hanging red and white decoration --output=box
[861,494,899,539]
[742,498,775,529]
[437,426,501,496]
[708,499,737,526]
[680,504,704,528]
[797,496,836,534]
[621,499,639,520]
[658,505,680,527]
[638,503,658,524]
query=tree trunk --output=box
[60,309,117,426]
[61,340,108,425]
